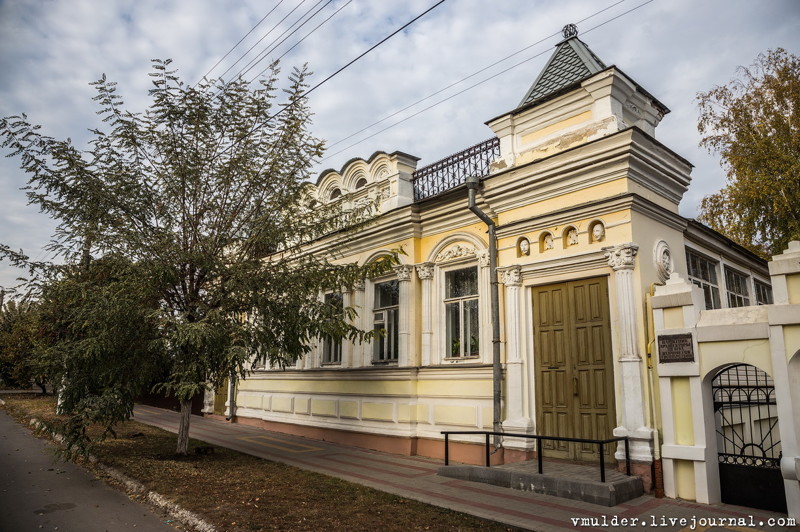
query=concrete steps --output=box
[438,460,643,506]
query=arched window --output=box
[355,177,368,189]
[329,188,342,200]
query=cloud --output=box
[1,0,799,289]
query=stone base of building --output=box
[619,460,653,493]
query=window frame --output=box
[724,266,751,308]
[372,279,399,364]
[686,249,722,310]
[322,292,343,365]
[754,279,774,306]
[443,266,480,360]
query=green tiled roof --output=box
[519,36,606,107]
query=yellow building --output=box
[223,26,800,515]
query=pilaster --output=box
[604,242,653,463]
[417,263,435,366]
[394,265,414,367]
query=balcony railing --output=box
[412,137,500,201]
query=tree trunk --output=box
[176,398,192,455]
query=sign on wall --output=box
[657,333,695,363]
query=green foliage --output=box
[0,60,395,456]
[0,299,45,390]
[697,48,800,257]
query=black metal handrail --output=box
[412,137,500,201]
[441,430,631,483]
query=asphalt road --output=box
[0,408,178,532]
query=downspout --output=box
[645,285,664,497]
[226,371,237,421]
[465,175,502,449]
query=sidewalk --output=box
[133,405,794,532]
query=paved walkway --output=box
[0,409,177,532]
[133,406,795,532]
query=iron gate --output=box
[712,363,786,512]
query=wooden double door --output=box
[532,277,616,461]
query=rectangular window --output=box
[322,292,343,364]
[724,267,750,307]
[373,280,399,363]
[754,280,774,305]
[445,267,479,358]
[686,250,721,310]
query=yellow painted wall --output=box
[311,399,338,417]
[295,397,309,415]
[340,401,359,419]
[417,379,492,398]
[699,339,772,377]
[238,378,415,397]
[497,181,630,229]
[784,325,800,362]
[787,274,800,304]
[272,396,293,413]
[520,110,592,144]
[671,378,694,446]
[362,402,394,421]
[663,307,684,330]
[434,404,476,426]
[674,460,696,501]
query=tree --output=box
[0,60,393,455]
[697,48,800,257]
[0,298,46,392]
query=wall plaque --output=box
[657,333,694,363]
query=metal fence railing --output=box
[441,430,631,483]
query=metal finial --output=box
[562,24,578,39]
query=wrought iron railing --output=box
[412,137,500,201]
[441,430,631,483]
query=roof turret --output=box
[518,24,606,107]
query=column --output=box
[603,243,653,463]
[416,263,434,366]
[342,290,355,368]
[394,265,414,367]
[477,251,492,364]
[501,267,534,445]
[352,280,367,367]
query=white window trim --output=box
[433,258,491,365]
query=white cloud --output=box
[1,0,799,289]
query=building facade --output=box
[220,27,798,514]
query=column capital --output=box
[501,266,522,287]
[604,242,639,271]
[352,279,365,291]
[416,262,435,280]
[394,264,414,281]
[477,251,490,268]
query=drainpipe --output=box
[226,372,237,421]
[465,175,502,449]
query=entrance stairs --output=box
[438,458,643,506]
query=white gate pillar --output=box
[604,243,654,463]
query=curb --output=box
[1,400,216,532]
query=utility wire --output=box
[305,0,447,99]
[238,0,337,81]
[248,0,353,84]
[215,0,448,160]
[195,0,287,85]
[318,0,654,164]
[323,0,627,153]
[215,0,313,83]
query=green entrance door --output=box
[532,277,615,461]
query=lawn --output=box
[1,395,518,532]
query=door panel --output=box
[533,277,615,461]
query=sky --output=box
[1,0,798,291]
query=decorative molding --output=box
[394,264,414,281]
[416,262,435,281]
[604,242,639,271]
[476,251,490,268]
[353,279,365,291]
[435,243,476,263]
[653,240,673,283]
[501,266,522,287]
